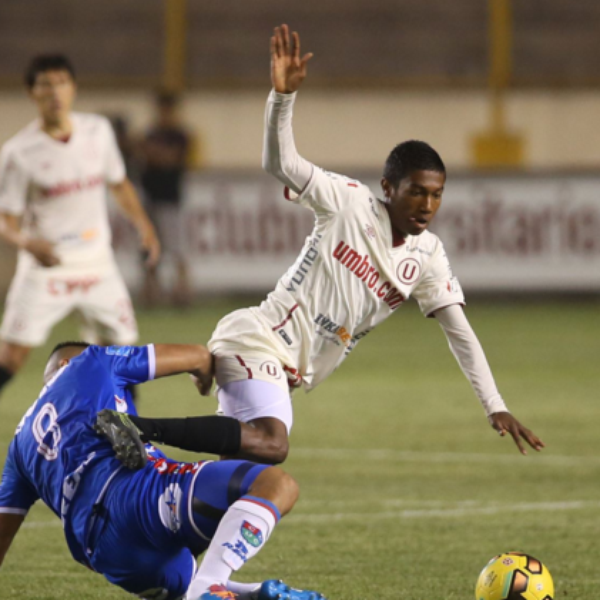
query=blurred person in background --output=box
[0,54,160,400]
[106,113,138,181]
[139,90,199,307]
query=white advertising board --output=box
[112,172,600,293]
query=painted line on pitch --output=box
[22,520,62,529]
[293,447,600,467]
[285,500,600,525]
[22,500,600,530]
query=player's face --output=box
[381,170,445,237]
[29,69,76,123]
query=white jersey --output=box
[210,167,465,391]
[0,112,125,268]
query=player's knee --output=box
[255,466,299,516]
[279,469,300,508]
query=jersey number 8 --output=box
[32,403,62,461]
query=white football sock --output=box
[226,580,262,599]
[186,495,280,599]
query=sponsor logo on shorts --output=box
[148,453,204,476]
[48,277,100,296]
[240,520,263,547]
[114,394,128,412]
[158,483,183,533]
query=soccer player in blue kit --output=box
[0,341,326,600]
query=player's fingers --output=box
[292,31,301,60]
[282,24,290,54]
[270,35,278,58]
[301,52,314,68]
[522,428,545,451]
[274,27,283,58]
[508,425,526,455]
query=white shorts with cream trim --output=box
[215,352,294,433]
[0,259,137,347]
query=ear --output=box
[380,178,391,197]
[58,358,70,368]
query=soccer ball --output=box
[475,552,554,600]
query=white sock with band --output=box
[186,495,280,599]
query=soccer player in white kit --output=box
[0,55,160,397]
[103,25,544,467]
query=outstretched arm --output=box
[0,512,25,568]
[434,304,545,455]
[153,344,213,395]
[263,24,314,194]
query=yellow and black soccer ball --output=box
[475,552,554,600]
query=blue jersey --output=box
[0,344,155,566]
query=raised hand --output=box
[270,24,313,94]
[489,411,545,455]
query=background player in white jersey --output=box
[104,24,544,467]
[0,54,160,397]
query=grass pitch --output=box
[0,299,598,599]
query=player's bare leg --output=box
[0,341,31,395]
[233,417,289,464]
[188,466,325,600]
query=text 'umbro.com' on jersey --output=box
[210,166,465,391]
[0,113,126,268]
[0,345,155,566]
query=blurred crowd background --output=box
[1,0,599,302]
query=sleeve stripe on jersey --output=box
[147,344,156,380]
[0,507,28,515]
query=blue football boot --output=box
[257,580,327,600]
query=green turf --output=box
[0,299,598,599]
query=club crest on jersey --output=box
[396,258,421,284]
[240,521,263,547]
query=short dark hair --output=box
[383,140,446,188]
[25,54,76,89]
[48,341,90,359]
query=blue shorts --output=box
[87,457,269,600]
